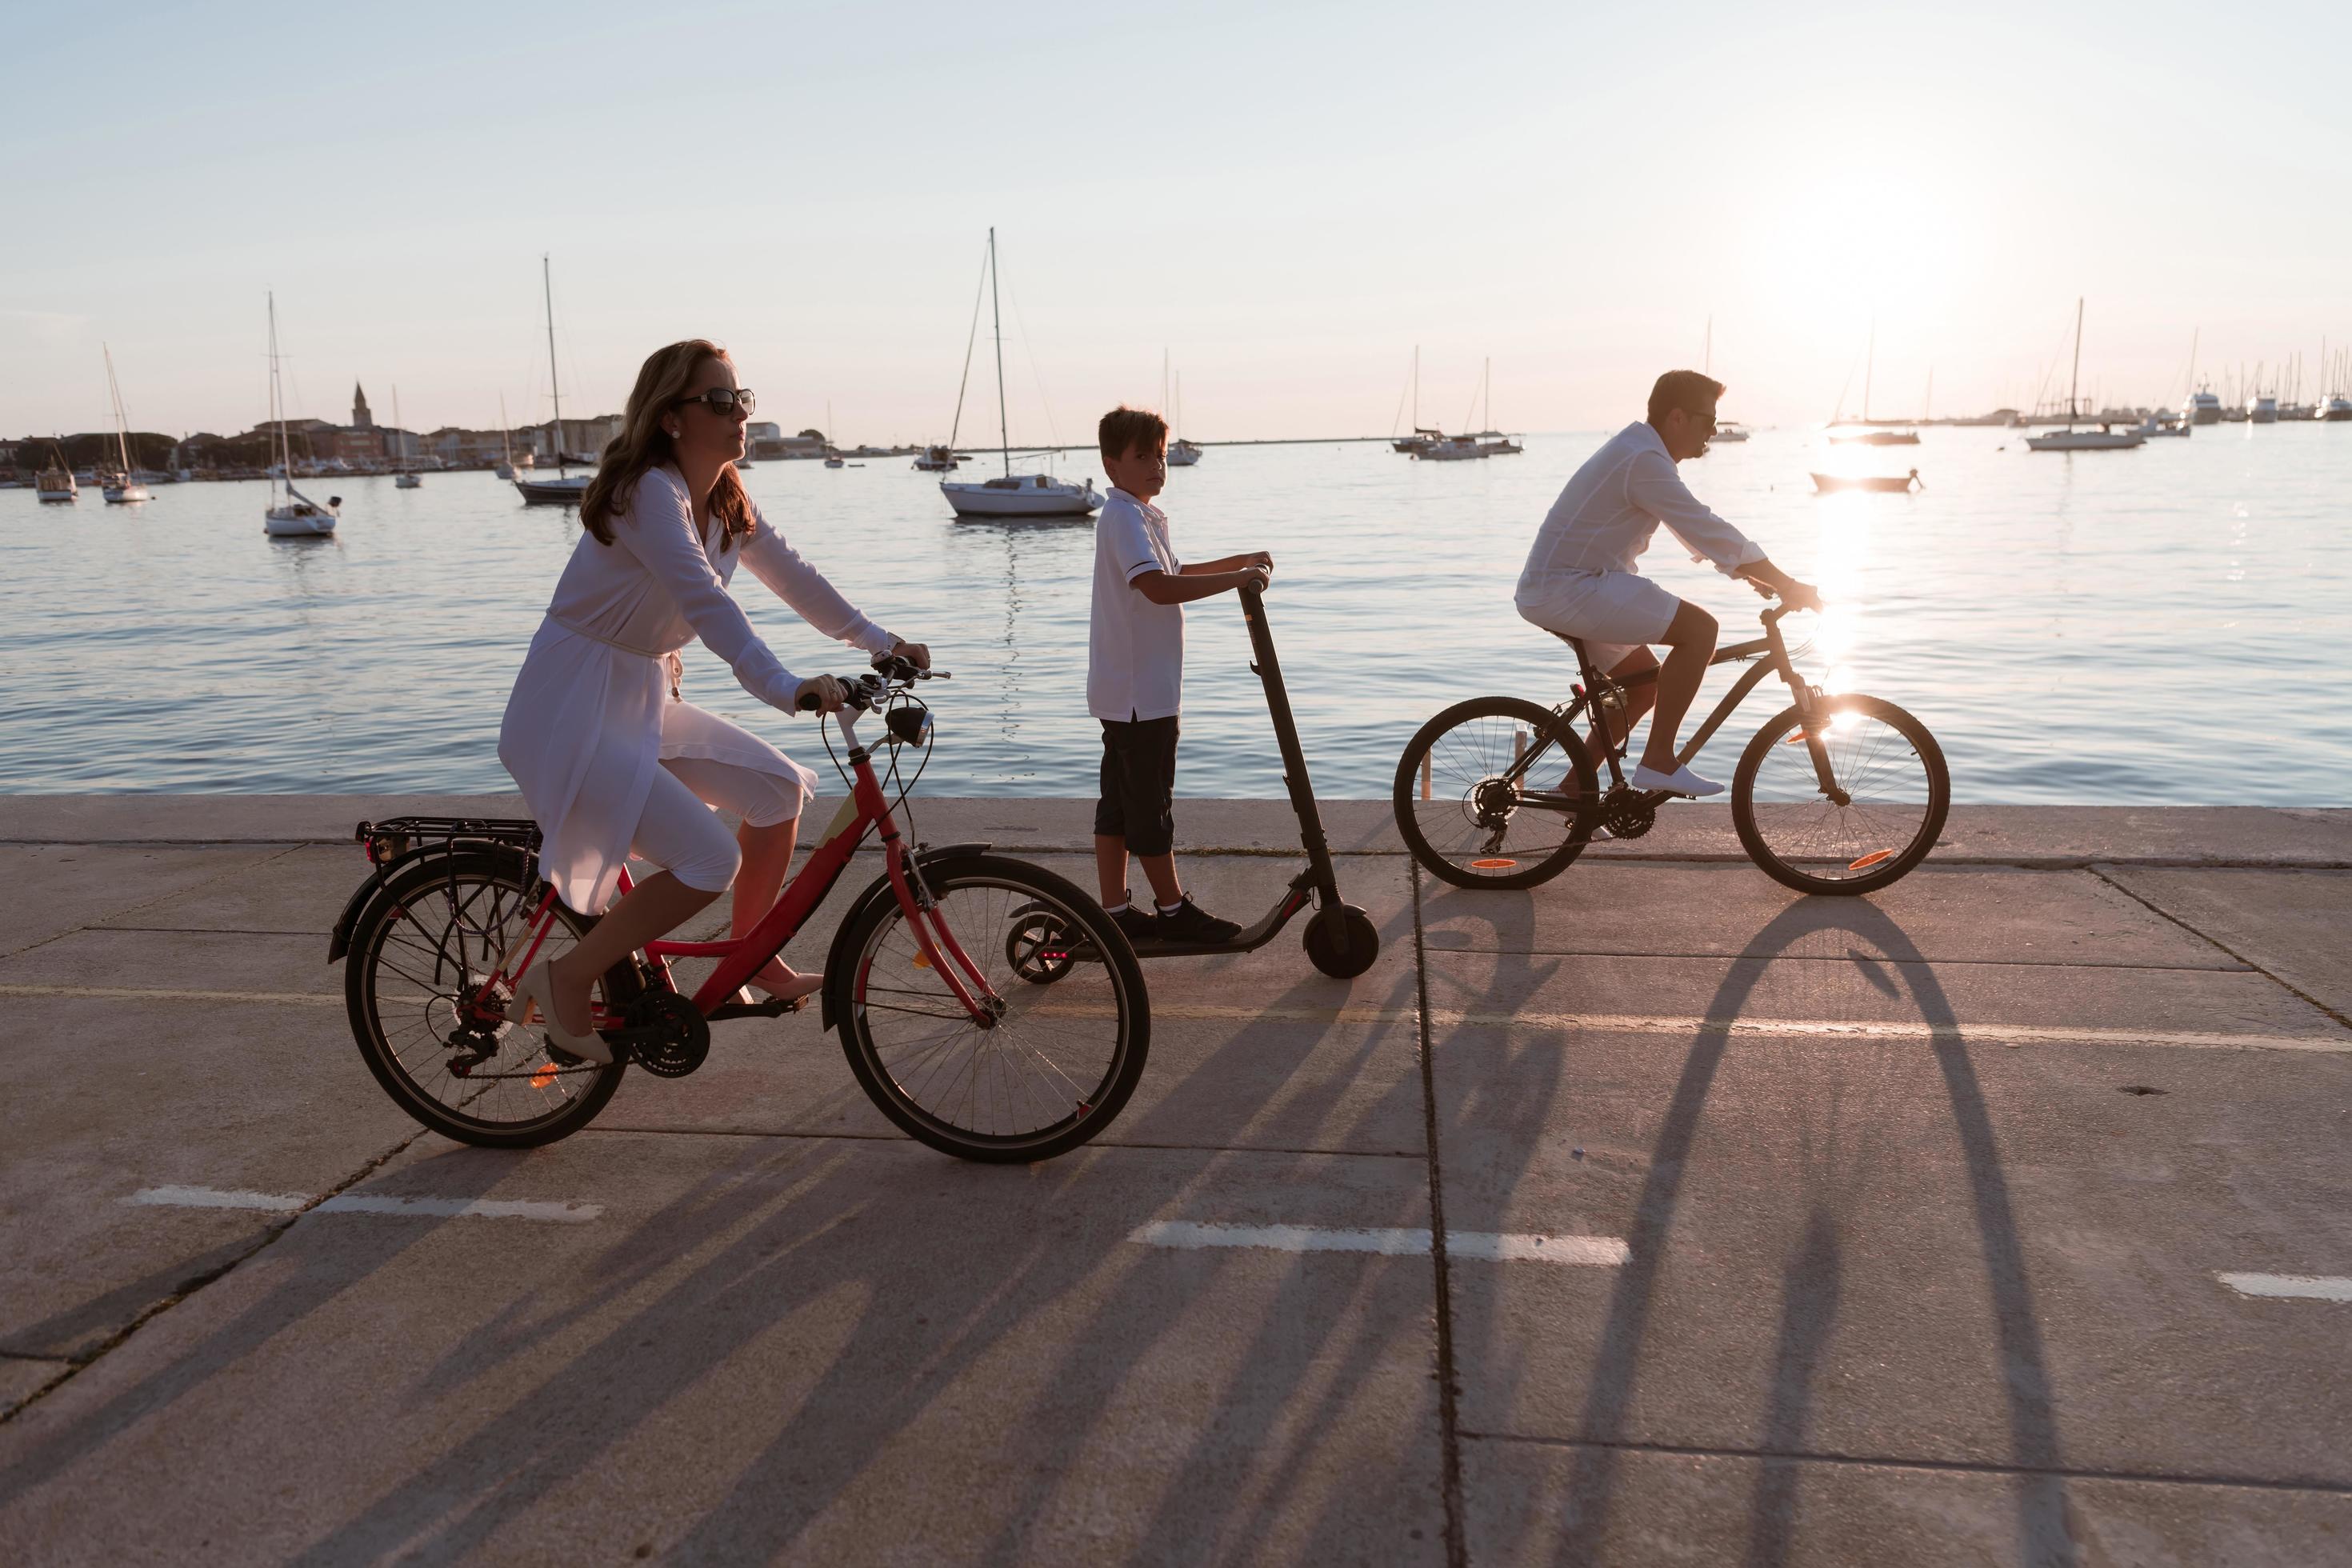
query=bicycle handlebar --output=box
[794,654,951,712]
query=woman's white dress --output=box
[498,466,893,913]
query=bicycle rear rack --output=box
[354,814,542,867]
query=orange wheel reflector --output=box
[1784,731,1809,745]
[912,951,933,969]
[1847,849,1897,871]
[1470,858,1519,870]
[530,1063,559,1090]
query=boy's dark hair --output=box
[1099,405,1169,464]
[1647,370,1726,426]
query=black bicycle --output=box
[1393,601,1949,896]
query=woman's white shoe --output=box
[1629,762,1724,798]
[514,960,614,1064]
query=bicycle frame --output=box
[486,705,1002,1032]
[1514,606,1843,802]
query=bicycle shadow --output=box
[278,960,1449,1564]
[1438,890,2078,1566]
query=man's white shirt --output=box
[1089,487,1185,722]
[1515,421,1764,602]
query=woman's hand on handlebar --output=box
[795,674,848,714]
[886,638,931,670]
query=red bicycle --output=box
[329,655,1150,1162]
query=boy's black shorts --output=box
[1094,714,1180,858]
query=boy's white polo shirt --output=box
[1088,486,1185,722]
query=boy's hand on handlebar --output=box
[1241,563,1272,594]
[795,674,848,714]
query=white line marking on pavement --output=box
[13,982,2339,1054]
[1047,1002,2352,1054]
[1130,1220,1629,1266]
[2217,1272,2352,1302]
[0,983,339,1006]
[123,1186,601,1223]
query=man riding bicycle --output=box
[1515,370,1822,798]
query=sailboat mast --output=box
[106,344,131,474]
[543,254,566,479]
[2068,297,2084,427]
[1862,318,1875,424]
[268,293,285,500]
[1703,316,1712,378]
[393,386,403,474]
[1412,345,1420,430]
[988,227,1010,479]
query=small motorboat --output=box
[1828,427,1920,446]
[1810,469,1920,494]
[2320,395,2352,422]
[394,472,422,489]
[515,473,593,505]
[912,444,961,471]
[2135,411,2191,438]
[35,453,77,503]
[1708,422,1750,443]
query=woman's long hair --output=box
[579,339,752,550]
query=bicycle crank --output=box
[1600,786,1657,840]
[612,990,711,1078]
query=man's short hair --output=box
[1099,405,1169,463]
[1647,370,1726,426]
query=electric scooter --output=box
[1009,583,1382,983]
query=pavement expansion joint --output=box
[2089,864,2352,1030]
[1454,1432,2352,1496]
[1410,859,1470,1568]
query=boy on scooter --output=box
[1089,405,1273,943]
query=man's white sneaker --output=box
[1629,762,1724,798]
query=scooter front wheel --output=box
[1302,904,1380,978]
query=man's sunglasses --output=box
[674,387,757,416]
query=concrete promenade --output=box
[1,796,2347,1565]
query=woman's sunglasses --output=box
[674,387,757,416]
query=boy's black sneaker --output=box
[1106,895,1159,945]
[1154,896,1242,944]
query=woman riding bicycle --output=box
[500,339,931,1062]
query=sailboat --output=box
[1473,359,1521,454]
[100,346,151,503]
[1164,355,1202,466]
[938,229,1102,520]
[494,393,522,479]
[1699,318,1748,441]
[515,255,594,506]
[1391,346,1443,455]
[822,402,846,468]
[35,444,77,503]
[2025,300,2145,451]
[262,294,342,536]
[392,386,422,488]
[1829,321,1920,445]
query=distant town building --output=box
[351,383,373,430]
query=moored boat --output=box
[1810,469,1920,494]
[1828,426,1920,446]
[912,444,961,471]
[2026,298,2143,454]
[2187,387,2222,424]
[36,450,77,503]
[261,294,339,536]
[937,228,1102,522]
[2321,395,2352,422]
[100,347,152,502]
[2248,394,2278,424]
[1166,438,1202,467]
[516,256,594,506]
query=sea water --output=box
[2,425,2346,803]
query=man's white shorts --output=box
[1515,570,1680,675]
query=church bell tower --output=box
[352,383,372,430]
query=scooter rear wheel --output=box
[1302,904,1380,978]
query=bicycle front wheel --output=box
[1393,696,1597,890]
[832,854,1150,1163]
[1731,694,1950,895]
[346,850,634,1147]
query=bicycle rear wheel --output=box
[346,850,634,1147]
[832,854,1149,1163]
[1393,696,1598,890]
[1731,694,1950,895]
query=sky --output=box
[6,0,2348,445]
